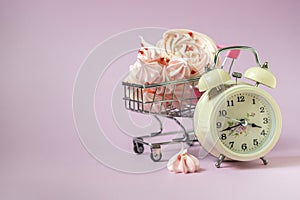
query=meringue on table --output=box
[167,149,200,174]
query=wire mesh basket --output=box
[123,77,202,118]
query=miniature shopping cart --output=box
[122,77,201,161]
[122,47,241,162]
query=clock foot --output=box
[260,157,268,165]
[215,154,225,168]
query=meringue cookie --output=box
[154,67,173,95]
[137,46,162,64]
[158,29,218,76]
[167,149,200,174]
[138,36,166,63]
[128,58,163,84]
[166,57,190,80]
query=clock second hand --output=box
[225,116,242,123]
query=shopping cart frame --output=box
[122,46,245,162]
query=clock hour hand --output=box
[248,123,262,128]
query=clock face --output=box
[214,91,275,154]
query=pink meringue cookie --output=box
[125,36,168,85]
[167,149,200,174]
[137,46,162,64]
[154,67,173,95]
[138,36,166,64]
[166,57,190,80]
[158,29,218,77]
[127,58,163,84]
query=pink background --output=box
[1,0,300,199]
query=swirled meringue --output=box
[127,58,163,85]
[154,67,173,95]
[158,29,218,76]
[167,149,200,174]
[125,36,169,85]
[166,57,190,80]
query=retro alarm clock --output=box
[193,46,282,168]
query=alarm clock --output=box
[193,46,282,168]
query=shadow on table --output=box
[215,155,300,170]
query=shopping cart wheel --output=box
[150,145,162,162]
[133,138,144,154]
[187,141,194,146]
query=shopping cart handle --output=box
[226,49,240,59]
[217,44,241,59]
[214,45,262,68]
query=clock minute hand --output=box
[221,123,241,132]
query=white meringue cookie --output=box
[137,46,162,64]
[166,57,190,80]
[128,58,163,85]
[159,29,218,77]
[138,36,165,63]
[154,67,173,95]
[167,149,200,174]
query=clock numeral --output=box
[241,143,247,151]
[219,110,227,116]
[237,95,245,102]
[252,98,256,104]
[260,107,265,113]
[220,133,227,140]
[229,141,234,149]
[227,100,234,107]
[216,122,222,129]
[263,117,269,124]
[253,139,259,146]
[261,129,267,136]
